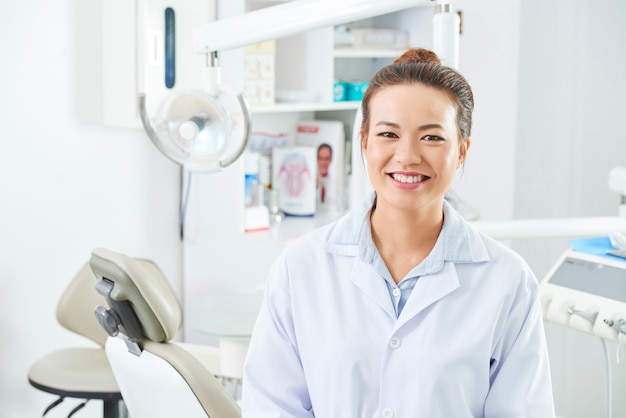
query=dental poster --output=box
[272,146,317,216]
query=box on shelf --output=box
[243,41,275,105]
[296,120,345,212]
[334,27,408,50]
[272,146,317,217]
[243,152,270,232]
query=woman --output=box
[242,48,555,417]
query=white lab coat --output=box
[242,194,555,418]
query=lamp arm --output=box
[470,217,626,240]
[194,0,433,53]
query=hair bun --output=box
[393,48,441,65]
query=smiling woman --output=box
[360,48,472,280]
[241,48,556,418]
[364,84,465,228]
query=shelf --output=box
[194,209,348,246]
[333,48,405,58]
[251,101,360,113]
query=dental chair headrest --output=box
[90,248,182,343]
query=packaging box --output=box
[243,41,275,105]
[272,146,317,216]
[296,120,345,212]
[351,28,408,49]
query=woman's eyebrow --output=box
[374,121,444,130]
[419,123,445,130]
[374,121,400,128]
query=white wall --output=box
[0,1,182,417]
[513,1,626,417]
[454,1,626,416]
[453,0,520,222]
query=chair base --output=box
[29,379,124,418]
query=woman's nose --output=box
[394,137,421,165]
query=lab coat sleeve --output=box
[241,254,314,418]
[484,271,555,418]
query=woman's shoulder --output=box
[284,211,352,253]
[476,228,530,269]
[444,200,530,271]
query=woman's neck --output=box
[370,199,444,283]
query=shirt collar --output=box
[325,191,490,267]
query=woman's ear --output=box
[361,129,368,151]
[457,138,470,167]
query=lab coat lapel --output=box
[350,259,397,319]
[395,262,460,329]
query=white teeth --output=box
[391,173,427,183]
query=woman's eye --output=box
[422,135,444,142]
[379,131,398,139]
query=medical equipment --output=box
[530,169,626,418]
[194,0,459,67]
[541,249,626,343]
[540,248,626,418]
[28,263,125,418]
[91,248,241,418]
[138,59,252,173]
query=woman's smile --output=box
[389,172,430,187]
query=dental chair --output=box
[89,247,241,418]
[27,262,125,417]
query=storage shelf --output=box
[251,101,360,113]
[193,210,347,246]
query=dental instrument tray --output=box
[540,248,626,341]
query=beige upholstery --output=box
[28,261,123,417]
[56,262,110,346]
[28,348,119,393]
[90,248,182,342]
[142,341,239,417]
[91,247,241,418]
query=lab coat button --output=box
[392,288,400,297]
[389,337,401,349]
[382,408,394,418]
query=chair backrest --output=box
[56,262,110,347]
[89,247,241,418]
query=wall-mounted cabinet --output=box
[220,0,435,112]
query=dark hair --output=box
[360,48,474,141]
[317,143,332,156]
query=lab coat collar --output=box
[325,191,490,265]
[324,192,491,321]
[395,262,459,328]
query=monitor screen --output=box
[548,256,626,303]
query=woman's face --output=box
[363,83,469,213]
